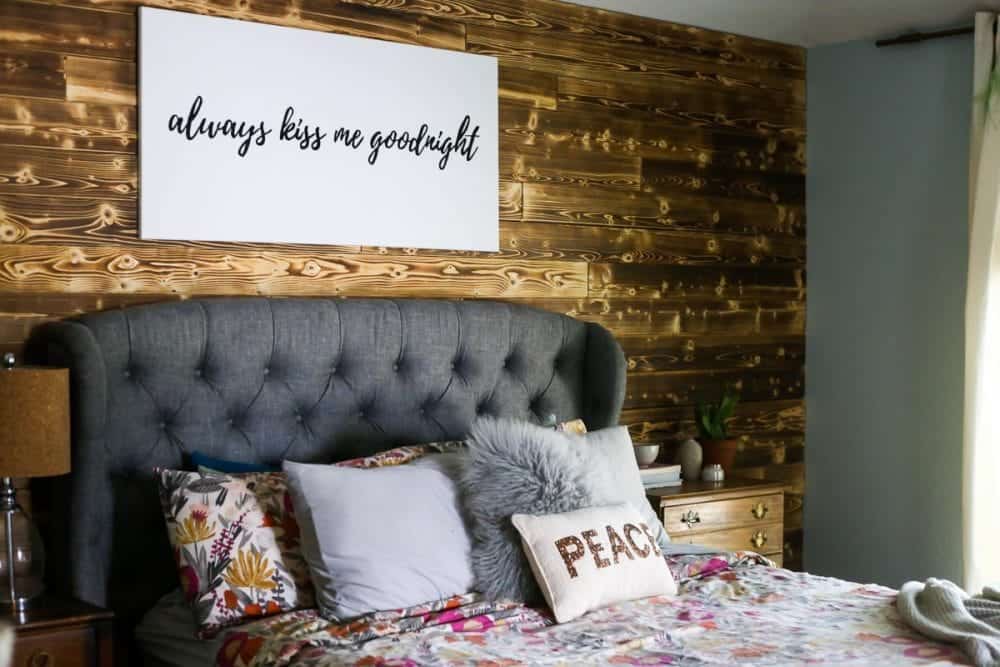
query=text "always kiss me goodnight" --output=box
[167,95,482,170]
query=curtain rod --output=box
[876,26,973,47]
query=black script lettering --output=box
[280,106,326,151]
[167,95,271,157]
[330,127,365,149]
[449,114,481,169]
[367,115,482,170]
[368,130,385,165]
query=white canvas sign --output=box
[138,7,499,251]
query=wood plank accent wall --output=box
[0,0,807,568]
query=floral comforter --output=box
[216,552,967,666]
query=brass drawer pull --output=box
[751,501,769,520]
[28,650,53,667]
[680,510,701,528]
[750,529,768,550]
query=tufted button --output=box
[330,365,338,375]
[295,413,303,423]
[419,407,426,416]
[263,367,270,376]
[502,357,510,369]
[392,363,399,372]
[358,410,366,419]
[123,368,131,379]
[227,418,234,427]
[158,421,166,430]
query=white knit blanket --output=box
[897,578,1000,667]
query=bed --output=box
[28,297,964,666]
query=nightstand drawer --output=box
[14,625,97,667]
[669,521,783,554]
[662,493,783,535]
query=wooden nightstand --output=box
[647,478,788,567]
[10,596,113,667]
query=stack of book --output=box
[639,463,682,489]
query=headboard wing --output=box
[27,297,626,624]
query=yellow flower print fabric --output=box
[157,470,315,637]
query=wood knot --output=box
[300,261,321,277]
[111,254,139,271]
[0,222,22,242]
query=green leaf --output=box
[718,392,737,422]
[703,415,717,440]
[696,403,712,439]
[717,390,739,437]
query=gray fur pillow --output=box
[460,417,612,603]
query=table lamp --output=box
[0,353,69,610]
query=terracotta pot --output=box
[700,438,739,472]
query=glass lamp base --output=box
[0,480,45,611]
[0,577,43,611]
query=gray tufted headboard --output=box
[27,297,625,626]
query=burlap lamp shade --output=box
[0,367,70,478]
[0,361,69,608]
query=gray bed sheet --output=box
[135,590,226,667]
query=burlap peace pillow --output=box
[511,503,678,623]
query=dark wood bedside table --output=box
[647,477,788,566]
[10,596,113,667]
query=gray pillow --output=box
[572,426,672,551]
[283,457,475,620]
[460,417,614,603]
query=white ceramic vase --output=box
[677,439,703,481]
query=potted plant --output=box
[695,387,740,472]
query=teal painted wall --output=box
[805,36,970,586]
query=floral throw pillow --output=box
[157,470,315,637]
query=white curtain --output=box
[964,12,1000,593]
